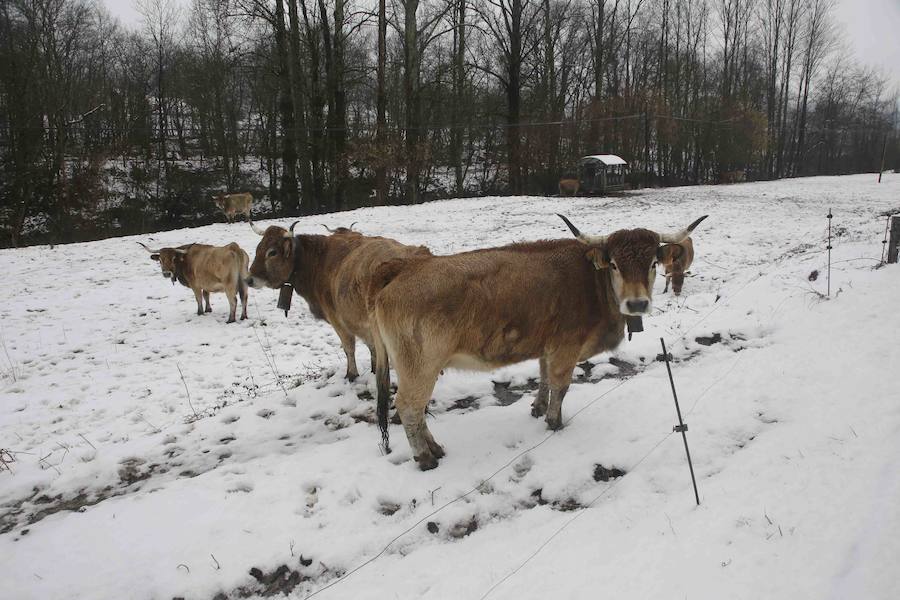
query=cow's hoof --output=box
[531,403,547,418]
[346,372,358,382]
[226,318,236,324]
[546,416,563,431]
[416,452,439,471]
[240,315,247,320]
[427,440,445,459]
[205,307,212,313]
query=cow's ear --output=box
[657,244,682,265]
[150,254,160,262]
[585,247,609,270]
[282,238,293,258]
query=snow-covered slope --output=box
[1,174,899,600]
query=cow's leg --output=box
[239,281,248,320]
[394,370,443,470]
[202,291,212,312]
[531,356,550,417]
[544,354,577,430]
[192,287,204,316]
[335,328,359,381]
[225,287,238,323]
[663,274,670,294]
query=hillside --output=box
[1,174,899,599]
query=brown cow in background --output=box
[558,178,580,196]
[212,192,253,222]
[662,237,696,296]
[368,214,707,469]
[245,221,431,384]
[139,242,249,323]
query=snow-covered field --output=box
[2,174,899,600]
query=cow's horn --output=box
[320,224,335,233]
[174,248,189,255]
[557,214,607,245]
[284,221,300,238]
[657,215,709,244]
[137,241,161,254]
[249,220,266,236]
[348,221,358,231]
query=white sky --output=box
[103,0,899,94]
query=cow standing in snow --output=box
[245,221,431,384]
[212,192,253,223]
[662,237,697,296]
[139,242,250,323]
[368,214,708,470]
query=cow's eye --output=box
[610,262,618,271]
[266,248,277,258]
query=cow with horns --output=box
[368,214,708,469]
[139,241,250,323]
[662,236,698,296]
[245,220,432,382]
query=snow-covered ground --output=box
[2,174,899,600]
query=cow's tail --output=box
[367,257,415,455]
[235,247,250,301]
[371,319,392,455]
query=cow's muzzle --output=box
[245,275,269,289]
[621,297,651,316]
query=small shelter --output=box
[578,154,628,194]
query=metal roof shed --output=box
[578,154,628,194]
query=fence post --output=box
[660,338,700,506]
[888,216,900,264]
[826,209,833,296]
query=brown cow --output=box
[662,237,696,296]
[245,221,431,384]
[369,214,707,469]
[212,192,253,222]
[559,178,580,196]
[720,170,746,184]
[139,242,250,323]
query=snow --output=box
[1,173,900,599]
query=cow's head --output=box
[245,220,299,289]
[321,222,358,235]
[558,214,707,316]
[138,242,188,285]
[211,195,225,208]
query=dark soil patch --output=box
[242,565,305,597]
[1,486,120,534]
[695,332,723,346]
[528,488,584,512]
[593,464,627,482]
[448,396,480,411]
[492,379,539,406]
[607,357,638,378]
[449,516,479,538]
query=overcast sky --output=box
[102,0,900,94]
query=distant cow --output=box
[662,237,696,296]
[559,178,580,196]
[720,170,746,184]
[369,214,708,469]
[245,221,431,384]
[212,192,253,222]
[139,242,250,323]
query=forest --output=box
[1,0,897,246]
